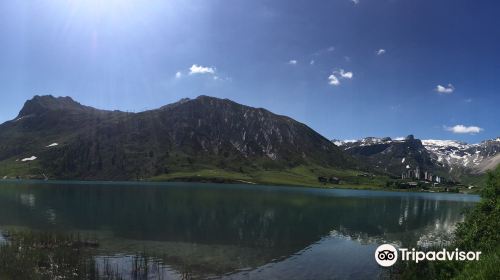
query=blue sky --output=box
[0,0,498,143]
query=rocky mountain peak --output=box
[192,95,246,109]
[17,95,91,117]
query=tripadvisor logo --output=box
[375,244,398,267]
[375,244,482,267]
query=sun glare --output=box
[59,0,144,21]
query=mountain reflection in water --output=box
[0,181,479,279]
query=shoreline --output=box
[0,177,478,195]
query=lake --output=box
[0,181,479,279]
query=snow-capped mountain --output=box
[333,136,500,175]
[421,138,500,173]
[333,135,441,176]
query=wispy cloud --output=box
[376,49,386,56]
[310,60,315,65]
[312,46,335,57]
[175,71,182,79]
[445,125,483,134]
[288,59,298,65]
[390,104,401,112]
[435,83,455,94]
[350,0,360,5]
[189,64,216,75]
[212,75,231,82]
[328,69,353,86]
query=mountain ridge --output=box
[333,135,500,178]
[0,95,357,185]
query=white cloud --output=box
[189,64,216,75]
[328,74,340,86]
[288,59,298,65]
[179,64,230,81]
[350,0,359,4]
[376,49,386,55]
[435,83,454,94]
[328,69,353,86]
[445,125,483,134]
[339,69,353,79]
[310,60,315,65]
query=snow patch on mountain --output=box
[421,139,469,149]
[21,156,37,162]
[332,139,357,146]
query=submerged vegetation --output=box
[392,165,500,279]
[0,231,97,279]
[0,231,167,280]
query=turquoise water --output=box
[0,181,479,279]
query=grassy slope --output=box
[459,172,489,188]
[151,165,390,189]
[0,150,388,189]
[0,158,43,179]
[2,153,495,192]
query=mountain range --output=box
[333,135,500,180]
[0,95,497,187]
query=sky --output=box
[0,0,498,143]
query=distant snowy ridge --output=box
[333,136,500,172]
[332,136,406,149]
[332,139,357,146]
[422,138,500,170]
